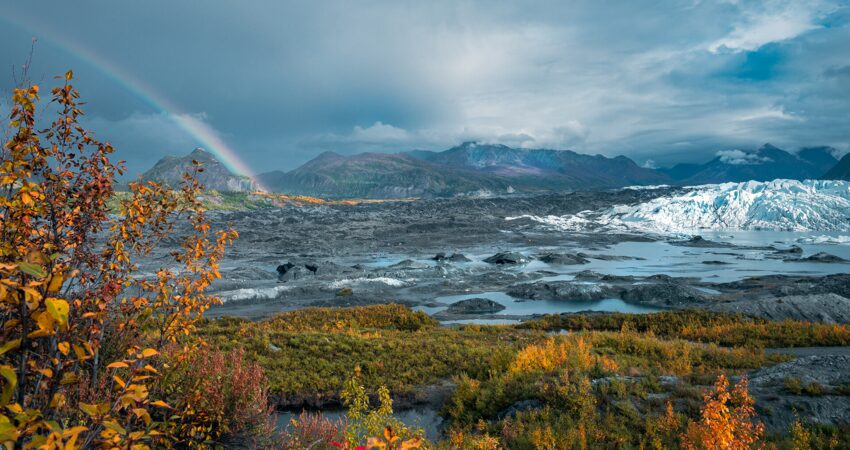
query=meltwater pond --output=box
[511,230,850,283]
[416,291,662,324]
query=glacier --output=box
[509,179,850,234]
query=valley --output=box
[141,182,850,445]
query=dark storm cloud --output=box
[1,0,848,175]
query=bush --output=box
[157,347,274,447]
[278,411,348,450]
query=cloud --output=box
[349,122,412,143]
[1,0,848,173]
[84,111,215,177]
[716,149,773,165]
[642,159,658,169]
[707,3,826,53]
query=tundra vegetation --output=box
[2,73,848,449]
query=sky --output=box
[1,0,849,176]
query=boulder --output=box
[708,293,850,324]
[507,281,612,301]
[537,253,590,265]
[484,252,530,265]
[619,283,707,307]
[445,298,506,314]
[749,355,850,432]
[791,252,848,263]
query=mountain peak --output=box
[823,153,850,181]
[142,149,257,192]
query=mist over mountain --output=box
[659,144,838,185]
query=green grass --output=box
[520,310,850,348]
[197,305,541,403]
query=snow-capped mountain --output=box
[510,179,850,234]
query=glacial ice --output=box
[509,179,850,234]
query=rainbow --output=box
[0,11,267,191]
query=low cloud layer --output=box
[1,0,848,174]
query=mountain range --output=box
[255,142,668,198]
[659,144,840,184]
[141,143,849,198]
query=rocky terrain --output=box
[139,187,850,431]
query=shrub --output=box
[0,71,238,447]
[682,374,764,450]
[278,411,348,450]
[157,347,273,447]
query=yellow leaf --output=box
[47,274,64,293]
[106,361,129,369]
[79,403,108,417]
[139,348,159,358]
[57,342,70,355]
[0,365,17,404]
[150,400,172,409]
[132,408,151,426]
[400,438,422,450]
[0,339,20,356]
[112,375,126,389]
[45,298,69,327]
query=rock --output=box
[445,298,506,314]
[573,271,637,283]
[670,235,772,250]
[433,252,472,262]
[537,253,590,265]
[670,235,725,248]
[749,355,850,432]
[268,343,281,352]
[702,260,730,265]
[789,252,849,263]
[619,283,707,307]
[578,253,645,261]
[387,259,431,270]
[708,293,850,324]
[276,262,295,276]
[483,252,530,265]
[507,281,612,301]
[776,245,803,254]
[279,265,311,281]
[716,274,850,299]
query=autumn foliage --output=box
[0,72,238,448]
[682,374,764,450]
